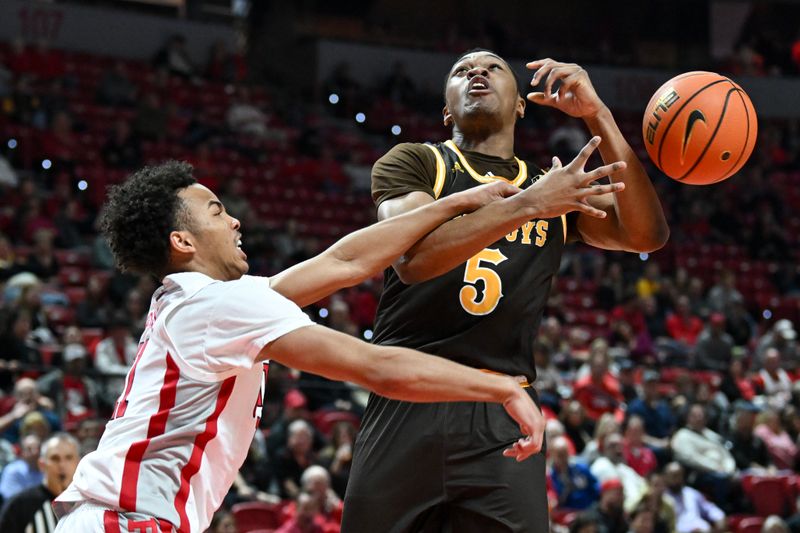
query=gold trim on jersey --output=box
[424,144,447,199]
[444,140,527,187]
[560,214,567,243]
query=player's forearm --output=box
[584,107,669,251]
[326,192,476,285]
[393,196,535,284]
[366,344,519,404]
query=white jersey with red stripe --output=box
[55,272,314,533]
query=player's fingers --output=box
[550,156,562,171]
[577,182,626,198]
[543,66,575,97]
[559,69,587,88]
[526,59,550,71]
[502,440,526,459]
[526,92,557,107]
[492,181,523,198]
[581,161,627,185]
[528,60,555,87]
[515,437,542,462]
[569,136,601,170]
[574,200,608,219]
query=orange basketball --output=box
[642,71,758,185]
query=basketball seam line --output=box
[656,78,727,173]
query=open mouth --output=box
[236,238,247,259]
[468,76,491,95]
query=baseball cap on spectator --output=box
[643,370,660,382]
[600,478,623,493]
[63,344,87,363]
[774,319,796,340]
[284,389,308,409]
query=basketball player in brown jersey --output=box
[341,51,669,533]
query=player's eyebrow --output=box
[208,200,224,212]
[451,54,506,74]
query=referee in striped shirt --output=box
[0,433,79,533]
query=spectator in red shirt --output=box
[275,491,326,533]
[622,415,658,477]
[665,295,703,346]
[37,343,99,427]
[280,465,343,531]
[611,292,647,335]
[573,350,624,421]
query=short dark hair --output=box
[443,47,521,100]
[100,161,197,278]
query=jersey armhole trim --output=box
[423,144,446,199]
[560,214,568,244]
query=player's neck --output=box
[451,126,515,159]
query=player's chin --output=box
[228,259,249,280]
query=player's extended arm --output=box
[379,138,627,284]
[577,108,669,251]
[263,324,544,461]
[270,181,519,307]
[527,59,670,252]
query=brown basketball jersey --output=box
[371,141,566,379]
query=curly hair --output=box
[100,161,197,278]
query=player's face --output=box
[177,184,248,281]
[443,52,524,129]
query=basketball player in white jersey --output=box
[49,160,563,533]
[54,150,623,532]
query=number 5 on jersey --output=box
[459,248,508,316]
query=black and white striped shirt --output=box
[0,484,58,533]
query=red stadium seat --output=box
[312,410,361,436]
[231,502,282,533]
[58,266,88,287]
[550,508,579,525]
[55,249,91,268]
[737,517,765,533]
[45,305,75,328]
[65,286,87,305]
[742,476,795,517]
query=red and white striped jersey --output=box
[55,272,314,532]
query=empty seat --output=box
[231,502,282,533]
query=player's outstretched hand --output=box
[451,180,522,213]
[526,58,606,119]
[523,136,625,220]
[501,386,545,462]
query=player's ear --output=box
[516,94,526,120]
[443,105,453,127]
[169,230,196,255]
